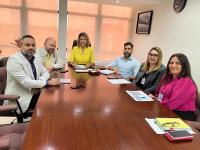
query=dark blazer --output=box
[135,63,166,94]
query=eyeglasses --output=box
[148,53,158,57]
[162,122,180,128]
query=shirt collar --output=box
[44,48,55,57]
[121,56,133,60]
[21,52,35,63]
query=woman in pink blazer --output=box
[153,53,198,121]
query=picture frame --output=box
[136,10,153,34]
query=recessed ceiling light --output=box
[116,0,120,3]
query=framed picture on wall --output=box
[136,10,153,34]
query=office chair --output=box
[196,92,200,121]
[0,114,28,150]
[72,39,78,49]
[0,57,8,67]
[186,92,200,131]
[0,88,28,150]
[0,67,24,123]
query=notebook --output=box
[155,118,191,131]
[145,118,195,135]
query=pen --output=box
[140,96,146,99]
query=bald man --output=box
[36,37,64,71]
[5,35,60,117]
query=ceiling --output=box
[70,0,161,7]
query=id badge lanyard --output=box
[141,77,145,85]
[158,93,164,102]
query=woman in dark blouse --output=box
[135,47,166,94]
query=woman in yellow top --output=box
[68,32,95,68]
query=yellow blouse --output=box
[68,46,94,65]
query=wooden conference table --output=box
[23,68,200,150]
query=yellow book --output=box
[155,118,191,131]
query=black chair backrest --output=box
[196,92,200,121]
[72,39,78,49]
[2,57,8,67]
[0,67,7,105]
[0,57,8,67]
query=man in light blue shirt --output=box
[108,42,140,81]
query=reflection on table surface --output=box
[23,67,200,150]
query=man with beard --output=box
[36,37,64,71]
[4,35,60,120]
[108,42,140,81]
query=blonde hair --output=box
[141,47,163,72]
[77,32,91,48]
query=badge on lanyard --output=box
[141,77,145,85]
[158,93,164,102]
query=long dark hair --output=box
[158,53,199,109]
[161,53,192,85]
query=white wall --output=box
[132,0,200,88]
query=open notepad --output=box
[126,90,153,101]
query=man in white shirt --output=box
[5,35,60,118]
[36,37,64,71]
[108,42,140,81]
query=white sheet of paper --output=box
[107,79,131,84]
[126,90,154,101]
[76,65,86,69]
[145,118,195,135]
[99,69,114,75]
[60,79,70,84]
[0,117,16,125]
[75,69,89,73]
[75,68,94,73]
[145,118,165,134]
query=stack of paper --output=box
[107,79,131,84]
[126,90,153,101]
